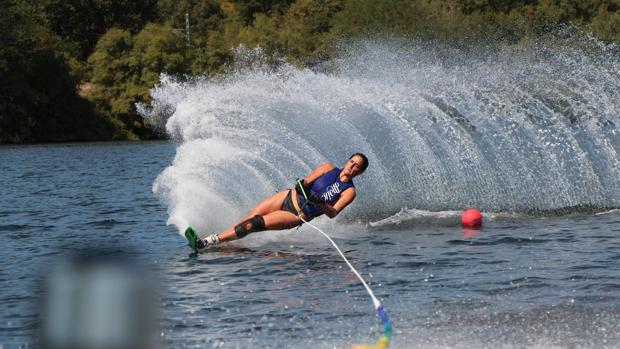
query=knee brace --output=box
[234,215,265,239]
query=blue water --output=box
[2,142,620,349]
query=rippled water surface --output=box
[1,142,620,349]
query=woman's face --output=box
[344,155,365,177]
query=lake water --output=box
[1,141,619,349]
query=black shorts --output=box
[281,189,298,215]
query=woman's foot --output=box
[185,227,220,252]
[203,234,220,247]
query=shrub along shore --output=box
[1,0,619,143]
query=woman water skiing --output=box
[186,153,369,252]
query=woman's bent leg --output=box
[217,191,295,242]
[262,211,302,230]
[218,210,300,242]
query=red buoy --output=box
[461,209,482,228]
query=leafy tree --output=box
[0,0,113,143]
[590,4,620,42]
[458,0,536,14]
[227,0,295,25]
[237,13,281,56]
[158,0,225,33]
[203,30,234,74]
[41,0,158,60]
[330,0,460,42]
[88,23,189,139]
[278,0,344,63]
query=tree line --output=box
[1,0,619,143]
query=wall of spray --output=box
[140,39,620,234]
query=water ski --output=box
[184,226,202,252]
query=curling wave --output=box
[141,39,620,232]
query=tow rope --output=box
[295,179,392,348]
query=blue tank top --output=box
[298,167,355,219]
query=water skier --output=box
[186,153,369,252]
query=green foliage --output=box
[158,0,224,33]
[3,0,620,143]
[88,28,133,90]
[41,0,159,60]
[590,4,620,42]
[0,0,114,143]
[203,30,234,74]
[458,0,536,14]
[228,0,296,25]
[237,13,281,56]
[88,23,190,139]
[280,0,345,63]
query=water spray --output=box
[149,41,620,218]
